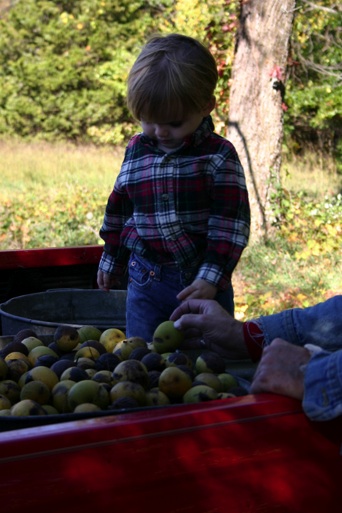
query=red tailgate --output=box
[0,394,341,513]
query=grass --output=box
[0,139,124,195]
[232,150,342,318]
[281,150,341,198]
[0,139,125,249]
[0,139,341,319]
[233,238,341,319]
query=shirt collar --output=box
[185,115,215,147]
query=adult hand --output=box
[170,299,248,359]
[177,279,217,301]
[250,338,311,400]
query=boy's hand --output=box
[177,278,217,302]
[97,269,121,291]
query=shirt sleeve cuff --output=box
[99,252,126,276]
[196,264,231,290]
[242,321,265,361]
[302,350,342,421]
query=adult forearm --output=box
[257,296,342,351]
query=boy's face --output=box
[141,102,213,153]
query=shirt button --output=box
[162,194,169,201]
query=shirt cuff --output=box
[302,349,342,421]
[243,321,265,361]
[196,264,231,290]
[99,252,126,276]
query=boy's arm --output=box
[99,181,133,278]
[197,148,250,290]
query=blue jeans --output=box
[126,253,234,342]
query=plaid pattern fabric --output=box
[99,116,250,290]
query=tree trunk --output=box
[228,0,296,242]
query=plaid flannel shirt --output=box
[99,116,250,290]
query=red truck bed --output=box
[0,246,341,512]
[0,245,103,314]
[1,394,341,513]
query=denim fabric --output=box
[303,349,342,421]
[258,295,342,421]
[258,295,342,351]
[126,252,234,342]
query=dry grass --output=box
[2,139,340,199]
[281,151,341,198]
[0,139,125,195]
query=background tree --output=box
[227,0,297,242]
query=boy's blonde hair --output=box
[127,33,218,122]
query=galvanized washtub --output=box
[0,288,127,336]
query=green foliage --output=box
[0,139,124,249]
[284,0,342,168]
[233,188,342,319]
[0,185,106,249]
[234,235,341,319]
[271,189,342,256]
[0,0,168,143]
[235,141,342,317]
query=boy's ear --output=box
[202,95,216,116]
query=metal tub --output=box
[0,288,127,336]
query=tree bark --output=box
[228,0,296,242]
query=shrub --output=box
[0,0,165,144]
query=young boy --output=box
[97,33,250,342]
